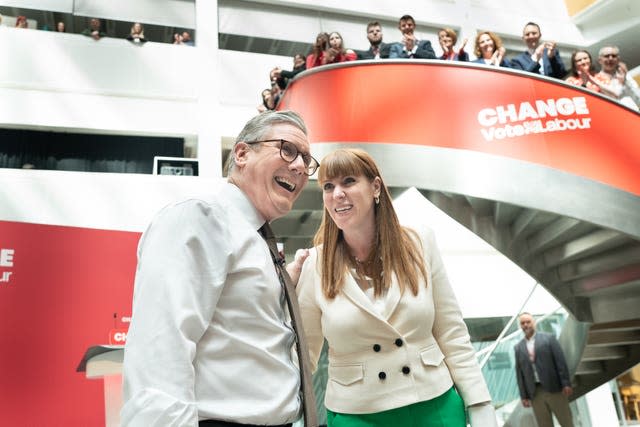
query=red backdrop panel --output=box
[0,221,139,426]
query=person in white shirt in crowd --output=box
[121,110,320,427]
[595,45,640,111]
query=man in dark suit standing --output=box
[510,22,567,79]
[356,21,390,60]
[388,15,436,59]
[514,313,574,427]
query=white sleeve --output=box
[121,201,231,426]
[425,228,492,407]
[623,76,640,107]
[468,403,499,427]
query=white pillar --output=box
[195,0,222,178]
[585,382,621,427]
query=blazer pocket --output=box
[420,344,445,367]
[329,363,364,386]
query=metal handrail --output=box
[477,281,564,367]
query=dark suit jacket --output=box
[514,332,572,400]
[510,48,567,79]
[356,43,391,60]
[389,40,436,59]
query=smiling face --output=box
[478,33,495,58]
[233,123,309,222]
[398,18,415,35]
[522,24,541,50]
[599,47,620,73]
[574,51,591,73]
[439,31,453,49]
[321,174,381,236]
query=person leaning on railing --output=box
[565,49,605,93]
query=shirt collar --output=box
[222,181,265,231]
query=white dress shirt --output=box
[121,182,301,426]
[526,332,541,383]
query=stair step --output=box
[581,345,627,361]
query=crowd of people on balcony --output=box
[258,15,640,112]
[0,13,193,46]
[1,9,637,111]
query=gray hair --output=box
[227,110,308,174]
[598,45,620,57]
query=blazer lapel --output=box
[383,273,401,320]
[341,272,386,322]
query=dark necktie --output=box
[259,223,318,427]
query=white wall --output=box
[0,27,198,137]
[0,168,218,232]
[585,383,620,427]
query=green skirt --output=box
[326,387,466,427]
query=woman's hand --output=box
[286,248,310,286]
[468,402,498,427]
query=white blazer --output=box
[296,226,492,414]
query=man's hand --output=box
[544,41,557,58]
[403,33,416,51]
[521,398,531,407]
[616,62,628,84]
[533,43,545,62]
[562,386,573,397]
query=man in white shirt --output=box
[514,313,574,427]
[595,45,640,111]
[121,110,320,427]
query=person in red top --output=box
[323,32,357,65]
[565,50,603,93]
[438,28,468,62]
[306,32,330,69]
[15,15,28,28]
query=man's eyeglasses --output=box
[601,53,618,59]
[246,139,320,176]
